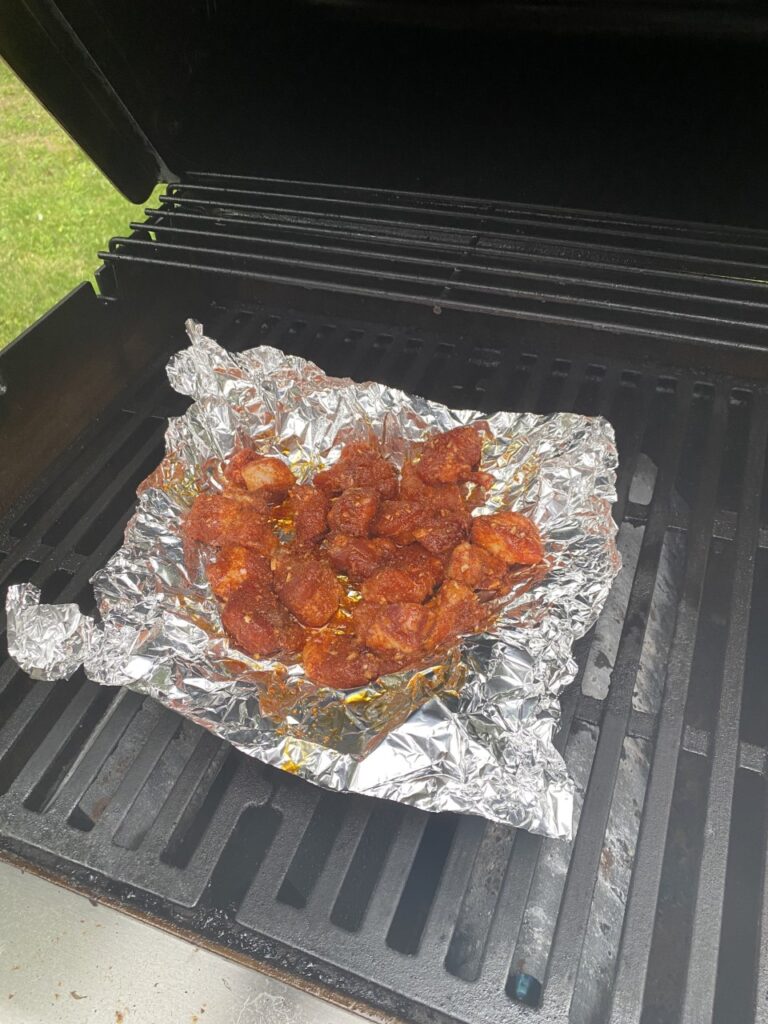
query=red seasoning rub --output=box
[302,632,382,689]
[185,425,544,687]
[288,484,330,547]
[207,547,272,601]
[223,449,263,488]
[412,509,470,557]
[221,582,305,658]
[225,450,295,502]
[327,486,381,537]
[324,533,397,585]
[314,440,398,498]
[398,460,466,513]
[471,511,544,566]
[445,542,508,592]
[372,499,423,543]
[185,493,278,554]
[272,550,342,628]
[353,601,436,657]
[361,544,442,604]
[427,580,487,648]
[415,424,485,485]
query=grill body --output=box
[3,3,768,1019]
[3,181,768,1023]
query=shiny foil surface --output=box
[6,320,620,838]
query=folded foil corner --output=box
[6,583,96,682]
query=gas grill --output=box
[3,4,768,1023]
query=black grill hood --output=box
[2,1,768,226]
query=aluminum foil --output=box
[6,319,620,838]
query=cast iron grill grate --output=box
[101,175,768,349]
[1,289,768,1024]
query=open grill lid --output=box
[2,1,768,225]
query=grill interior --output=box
[3,240,768,1021]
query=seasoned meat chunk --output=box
[427,580,486,647]
[289,484,330,546]
[469,470,495,490]
[398,461,466,513]
[445,542,508,592]
[394,543,444,587]
[314,441,398,498]
[463,484,487,511]
[273,551,342,627]
[222,582,304,657]
[207,547,272,601]
[463,470,495,510]
[186,493,277,554]
[415,425,485,485]
[471,511,544,566]
[218,486,271,514]
[361,567,420,605]
[372,499,422,543]
[353,601,435,656]
[303,633,382,689]
[223,451,294,503]
[361,545,442,604]
[327,487,381,537]
[413,510,470,556]
[324,533,397,584]
[242,458,295,501]
[223,449,261,488]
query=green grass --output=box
[0,60,161,349]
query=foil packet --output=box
[6,320,620,838]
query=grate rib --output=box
[479,367,647,988]
[608,384,727,1022]
[170,178,768,260]
[8,679,111,801]
[91,710,182,838]
[362,809,430,937]
[542,378,692,1014]
[102,238,768,350]
[680,392,768,1023]
[756,805,768,1022]
[134,219,768,315]
[302,802,374,919]
[142,733,229,855]
[418,815,487,962]
[47,690,146,818]
[242,781,322,899]
[150,201,768,292]
[0,380,168,585]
